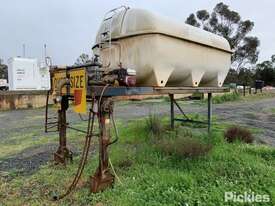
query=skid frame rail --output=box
[87,86,229,97]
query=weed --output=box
[224,126,254,143]
[162,96,171,102]
[157,136,212,158]
[156,128,212,158]
[145,113,163,137]
[117,159,133,169]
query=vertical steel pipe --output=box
[91,97,114,193]
[169,94,174,129]
[207,93,212,133]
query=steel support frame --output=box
[169,93,213,133]
[90,97,114,193]
[50,86,219,192]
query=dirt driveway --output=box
[1,97,275,145]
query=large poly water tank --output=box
[93,7,232,87]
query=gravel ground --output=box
[115,98,275,146]
[0,144,57,180]
[1,97,275,177]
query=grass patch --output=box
[0,116,274,205]
[0,121,90,160]
[269,108,275,114]
[155,128,212,158]
[241,91,275,101]
[212,92,241,104]
[197,91,275,105]
[0,132,57,159]
[145,113,163,137]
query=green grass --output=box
[269,108,275,114]
[212,92,241,104]
[0,117,274,206]
[195,91,275,105]
[0,131,56,159]
[0,121,91,160]
[193,92,241,105]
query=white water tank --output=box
[93,7,232,87]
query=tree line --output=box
[185,2,274,87]
[224,55,275,86]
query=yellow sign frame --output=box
[52,68,87,114]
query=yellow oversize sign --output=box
[52,71,66,94]
[70,69,87,113]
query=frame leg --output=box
[91,98,114,193]
[169,94,174,129]
[207,93,212,134]
[54,97,72,165]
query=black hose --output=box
[53,100,96,201]
[53,85,110,201]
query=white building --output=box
[8,57,50,90]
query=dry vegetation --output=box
[224,126,255,143]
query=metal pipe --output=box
[58,107,67,151]
[207,93,212,133]
[169,94,174,129]
[45,90,50,133]
[53,78,71,165]
[66,62,102,69]
[173,99,189,120]
[55,78,69,97]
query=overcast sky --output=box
[0,0,274,65]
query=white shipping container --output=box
[8,57,50,90]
